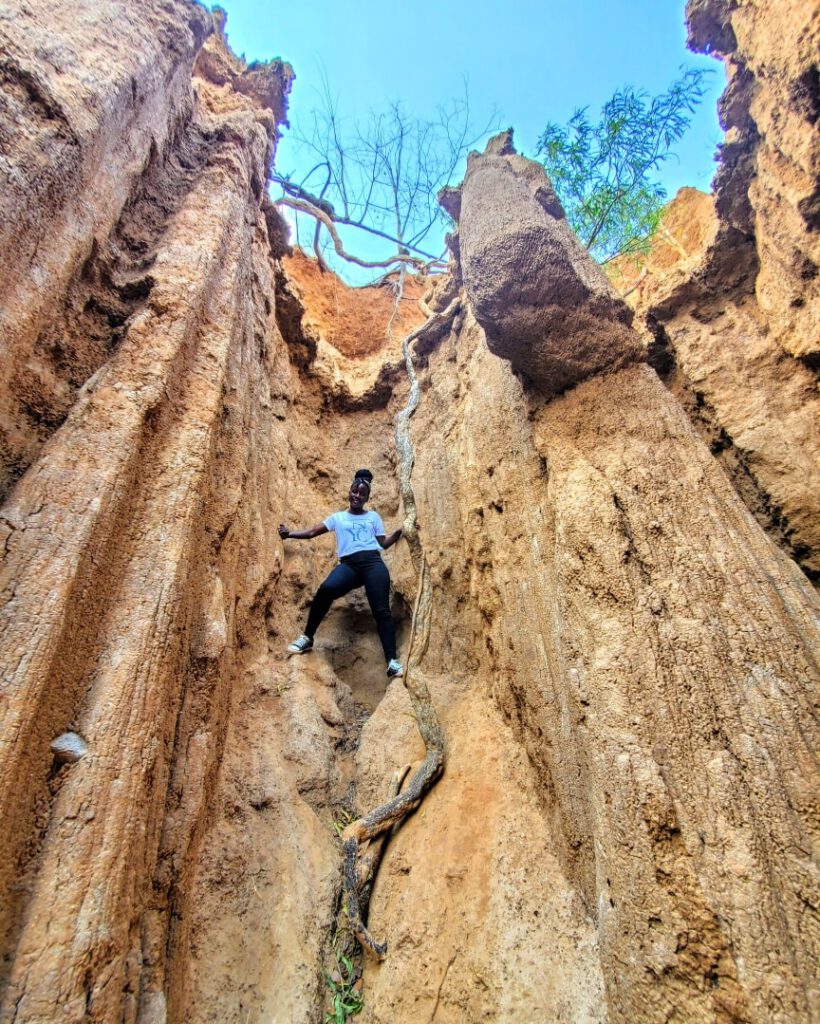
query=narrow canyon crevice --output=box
[0,2,817,1024]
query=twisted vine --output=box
[340,290,461,958]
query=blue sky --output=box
[216,1,726,277]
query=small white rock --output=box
[51,732,88,764]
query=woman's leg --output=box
[361,557,397,662]
[304,562,360,638]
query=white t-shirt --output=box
[324,509,386,558]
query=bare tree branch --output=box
[271,80,501,279]
[276,196,438,270]
[271,175,446,262]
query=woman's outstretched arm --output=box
[278,523,329,540]
[377,528,403,550]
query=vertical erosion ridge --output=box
[0,5,295,1021]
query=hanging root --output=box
[340,290,461,959]
[355,764,412,893]
[341,738,444,958]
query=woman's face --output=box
[348,481,369,511]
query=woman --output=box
[278,469,404,677]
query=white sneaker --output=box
[288,634,313,654]
[386,659,404,678]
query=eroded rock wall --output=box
[606,0,820,582]
[0,0,212,498]
[0,4,301,1020]
[0,10,429,1021]
[609,185,820,584]
[371,126,819,1021]
[0,2,818,1024]
[398,314,818,1022]
[688,0,820,360]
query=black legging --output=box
[304,550,397,662]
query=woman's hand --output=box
[402,516,420,544]
[378,526,411,550]
[278,523,329,541]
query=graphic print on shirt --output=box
[345,521,375,545]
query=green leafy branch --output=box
[537,67,711,263]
